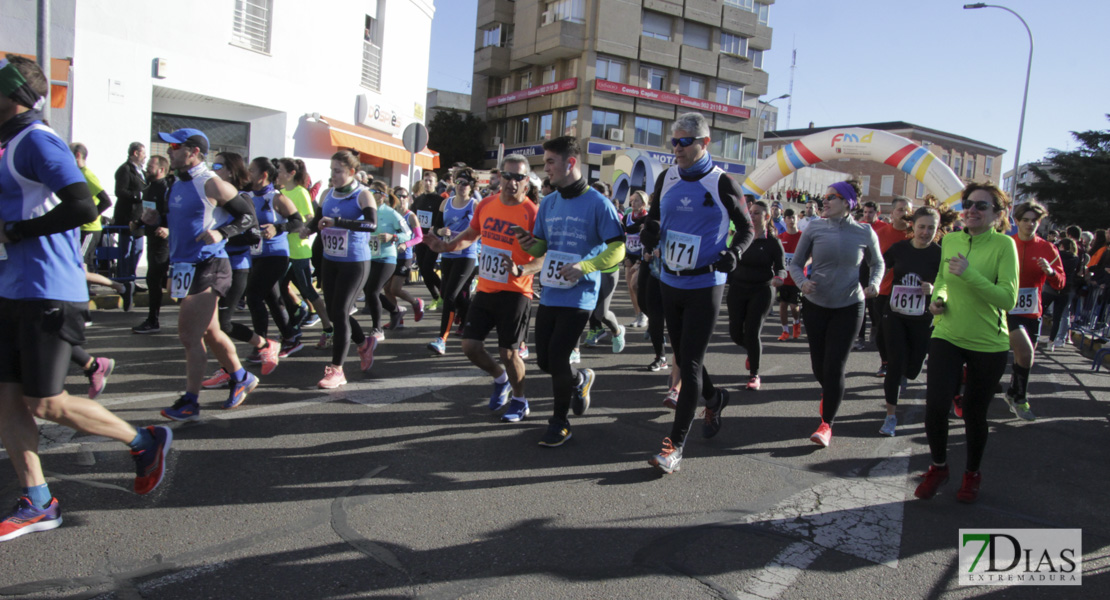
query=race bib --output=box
[626,233,642,254]
[1009,286,1039,315]
[142,201,157,211]
[321,228,349,258]
[171,263,196,299]
[369,235,381,257]
[250,239,264,256]
[479,245,513,284]
[417,210,433,229]
[784,252,794,268]
[0,243,7,261]
[540,250,581,289]
[664,231,701,272]
[890,285,926,317]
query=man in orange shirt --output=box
[424,155,542,422]
[871,196,914,376]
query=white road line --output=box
[737,541,824,600]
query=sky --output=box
[428,0,1110,172]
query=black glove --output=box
[640,220,661,251]
[712,248,740,273]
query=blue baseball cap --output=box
[158,128,209,155]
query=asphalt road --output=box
[1,289,1108,599]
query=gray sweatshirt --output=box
[787,215,884,309]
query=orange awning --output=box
[323,115,439,170]
[2,52,70,108]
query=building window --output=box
[361,6,384,92]
[741,138,756,166]
[544,0,585,24]
[591,109,621,139]
[563,109,578,137]
[747,48,764,69]
[761,145,773,159]
[232,0,273,53]
[942,153,950,165]
[679,75,706,99]
[952,156,963,177]
[756,2,770,25]
[880,175,894,196]
[710,129,742,160]
[492,120,506,143]
[539,113,553,140]
[519,71,533,91]
[716,83,744,107]
[966,158,976,178]
[515,116,531,143]
[720,32,747,56]
[542,66,556,84]
[482,24,513,48]
[724,0,754,9]
[634,116,664,147]
[642,11,671,41]
[640,65,667,90]
[683,21,710,50]
[596,56,625,82]
[860,176,871,197]
[985,156,993,175]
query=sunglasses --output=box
[168,142,184,151]
[670,137,697,148]
[455,179,472,186]
[967,200,994,211]
[212,162,224,171]
[824,193,844,202]
[396,193,409,198]
[500,171,528,182]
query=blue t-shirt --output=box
[168,163,231,264]
[658,166,731,289]
[0,123,88,302]
[532,186,624,310]
[320,185,372,263]
[441,196,478,259]
[251,187,289,258]
[370,205,412,264]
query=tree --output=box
[1020,115,1110,229]
[426,110,488,176]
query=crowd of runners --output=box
[2,56,1109,542]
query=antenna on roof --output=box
[787,41,796,129]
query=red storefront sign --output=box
[594,79,752,119]
[487,78,579,107]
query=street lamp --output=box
[963,3,1033,197]
[753,93,790,173]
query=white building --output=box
[1,0,438,191]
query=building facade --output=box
[1,0,438,191]
[471,0,776,184]
[1003,161,1052,205]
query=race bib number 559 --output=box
[540,250,581,289]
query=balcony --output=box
[717,53,754,85]
[639,35,680,69]
[527,19,586,64]
[680,45,717,77]
[474,45,511,76]
[476,0,515,29]
[683,0,721,26]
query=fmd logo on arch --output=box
[830,132,873,146]
[959,529,1081,586]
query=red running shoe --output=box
[914,465,950,500]
[956,470,981,503]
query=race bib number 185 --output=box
[1009,287,1039,315]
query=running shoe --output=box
[132,319,160,334]
[810,421,832,447]
[648,355,668,372]
[246,346,263,364]
[538,420,572,447]
[318,365,347,389]
[161,395,200,422]
[430,297,443,311]
[202,368,232,389]
[777,330,791,341]
[572,368,595,416]
[875,363,888,378]
[316,329,334,349]
[501,398,529,423]
[412,298,425,322]
[518,343,529,359]
[746,375,761,391]
[612,325,627,354]
[490,379,511,411]
[302,313,321,328]
[132,425,172,495]
[121,281,134,312]
[259,339,280,376]
[224,371,259,409]
[0,497,62,542]
[663,388,679,409]
[371,328,386,342]
[383,308,406,330]
[358,337,378,372]
[427,337,446,356]
[87,357,115,400]
[852,339,866,351]
[569,349,581,364]
[792,323,802,339]
[583,327,602,347]
[649,438,682,474]
[237,297,248,311]
[879,415,897,437]
[701,388,730,438]
[913,464,950,500]
[952,394,964,418]
[634,313,649,328]
[1004,393,1036,421]
[956,470,982,503]
[279,337,304,358]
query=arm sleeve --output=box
[579,240,626,274]
[959,238,1019,311]
[432,203,445,230]
[8,181,97,239]
[864,227,885,289]
[405,215,424,249]
[525,238,548,258]
[718,175,754,255]
[215,193,257,239]
[787,228,814,285]
[336,206,378,232]
[277,211,304,234]
[95,190,113,215]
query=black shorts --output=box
[185,256,233,297]
[0,298,89,398]
[462,291,531,349]
[778,284,801,305]
[1006,314,1042,342]
[394,257,413,279]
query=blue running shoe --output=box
[572,368,595,416]
[501,398,530,422]
[132,425,172,495]
[161,396,200,421]
[569,349,581,364]
[0,497,62,542]
[224,371,259,409]
[302,313,321,328]
[490,379,511,411]
[427,337,446,355]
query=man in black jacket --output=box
[114,141,147,280]
[132,155,171,334]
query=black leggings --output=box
[639,261,666,357]
[925,337,1008,471]
[146,256,170,320]
[322,260,372,366]
[247,255,294,341]
[219,269,254,344]
[727,283,774,375]
[438,257,476,339]
[881,305,932,406]
[588,270,621,334]
[362,261,396,329]
[802,299,864,425]
[414,243,441,300]
[534,305,591,423]
[871,296,888,363]
[661,283,723,448]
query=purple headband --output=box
[830,181,859,210]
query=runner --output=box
[411,170,444,309]
[623,190,649,329]
[362,181,412,350]
[855,201,888,352]
[583,258,627,353]
[776,208,803,341]
[154,132,260,420]
[425,154,540,422]
[870,196,914,376]
[514,136,625,446]
[0,55,171,542]
[879,206,941,436]
[640,113,754,473]
[726,200,785,391]
[381,185,425,330]
[313,150,377,389]
[915,182,1019,503]
[787,179,883,448]
[1003,200,1065,420]
[426,168,479,356]
[276,157,333,342]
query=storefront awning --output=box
[2,52,70,108]
[323,115,439,170]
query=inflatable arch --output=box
[610,149,666,203]
[740,128,966,208]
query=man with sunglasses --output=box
[425,155,540,423]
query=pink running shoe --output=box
[88,357,115,400]
[318,365,347,389]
